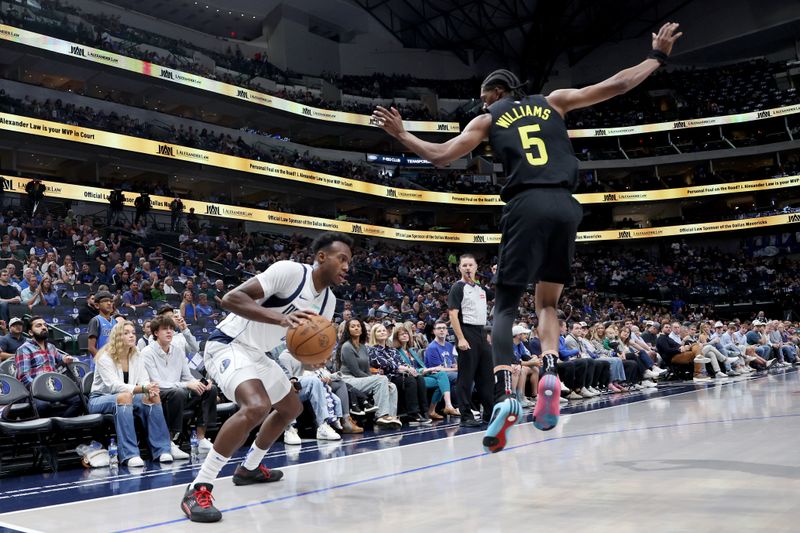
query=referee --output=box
[448,253,494,428]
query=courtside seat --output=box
[0,359,15,376]
[0,375,54,473]
[30,373,104,432]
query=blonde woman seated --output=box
[89,321,173,467]
[368,323,431,426]
[393,324,459,420]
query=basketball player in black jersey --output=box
[373,23,682,452]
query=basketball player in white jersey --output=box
[181,232,353,523]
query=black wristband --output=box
[648,49,668,66]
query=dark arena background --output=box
[0,0,799,530]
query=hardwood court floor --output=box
[1,370,799,532]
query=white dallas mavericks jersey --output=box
[216,261,336,352]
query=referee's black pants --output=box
[456,324,494,421]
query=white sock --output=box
[241,442,268,471]
[191,450,229,487]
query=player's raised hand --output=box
[284,309,318,329]
[652,22,683,56]
[372,106,406,138]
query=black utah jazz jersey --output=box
[488,94,579,202]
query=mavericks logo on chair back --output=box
[46,376,63,393]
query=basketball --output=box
[285,315,337,365]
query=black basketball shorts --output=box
[494,187,583,287]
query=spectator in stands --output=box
[0,268,21,324]
[277,350,343,442]
[336,318,401,428]
[422,320,461,408]
[368,323,430,425]
[94,261,111,285]
[195,293,218,320]
[122,281,147,312]
[87,290,115,357]
[136,320,152,351]
[150,280,166,302]
[180,259,195,281]
[510,325,536,406]
[15,316,81,415]
[0,317,25,361]
[77,263,94,284]
[141,315,216,456]
[557,320,591,399]
[565,322,614,393]
[180,290,197,323]
[616,327,652,388]
[212,279,225,307]
[656,323,709,382]
[767,320,794,367]
[89,321,173,467]
[115,270,131,293]
[153,305,201,369]
[376,298,394,319]
[393,324,459,419]
[38,277,59,307]
[746,320,775,367]
[5,263,20,287]
[20,277,43,308]
[77,293,98,325]
[697,323,740,378]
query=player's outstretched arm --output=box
[371,107,491,167]
[547,22,683,116]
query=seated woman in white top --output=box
[89,320,173,467]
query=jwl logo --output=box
[386,189,397,198]
[603,193,617,201]
[437,124,450,131]
[157,144,174,156]
[206,205,221,215]
[593,129,607,136]
[757,110,771,119]
[237,89,248,99]
[618,231,632,239]
[302,107,313,117]
[473,235,486,243]
[673,121,687,129]
[160,69,174,80]
[789,214,800,223]
[69,45,86,57]
[351,224,363,234]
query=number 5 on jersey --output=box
[518,124,548,166]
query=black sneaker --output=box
[460,418,482,428]
[349,404,366,416]
[363,403,378,414]
[181,483,222,523]
[407,413,432,426]
[232,464,284,486]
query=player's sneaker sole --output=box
[482,398,523,453]
[533,373,561,431]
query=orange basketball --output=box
[285,315,337,365]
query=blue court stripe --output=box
[111,411,800,533]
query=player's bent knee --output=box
[239,399,271,424]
